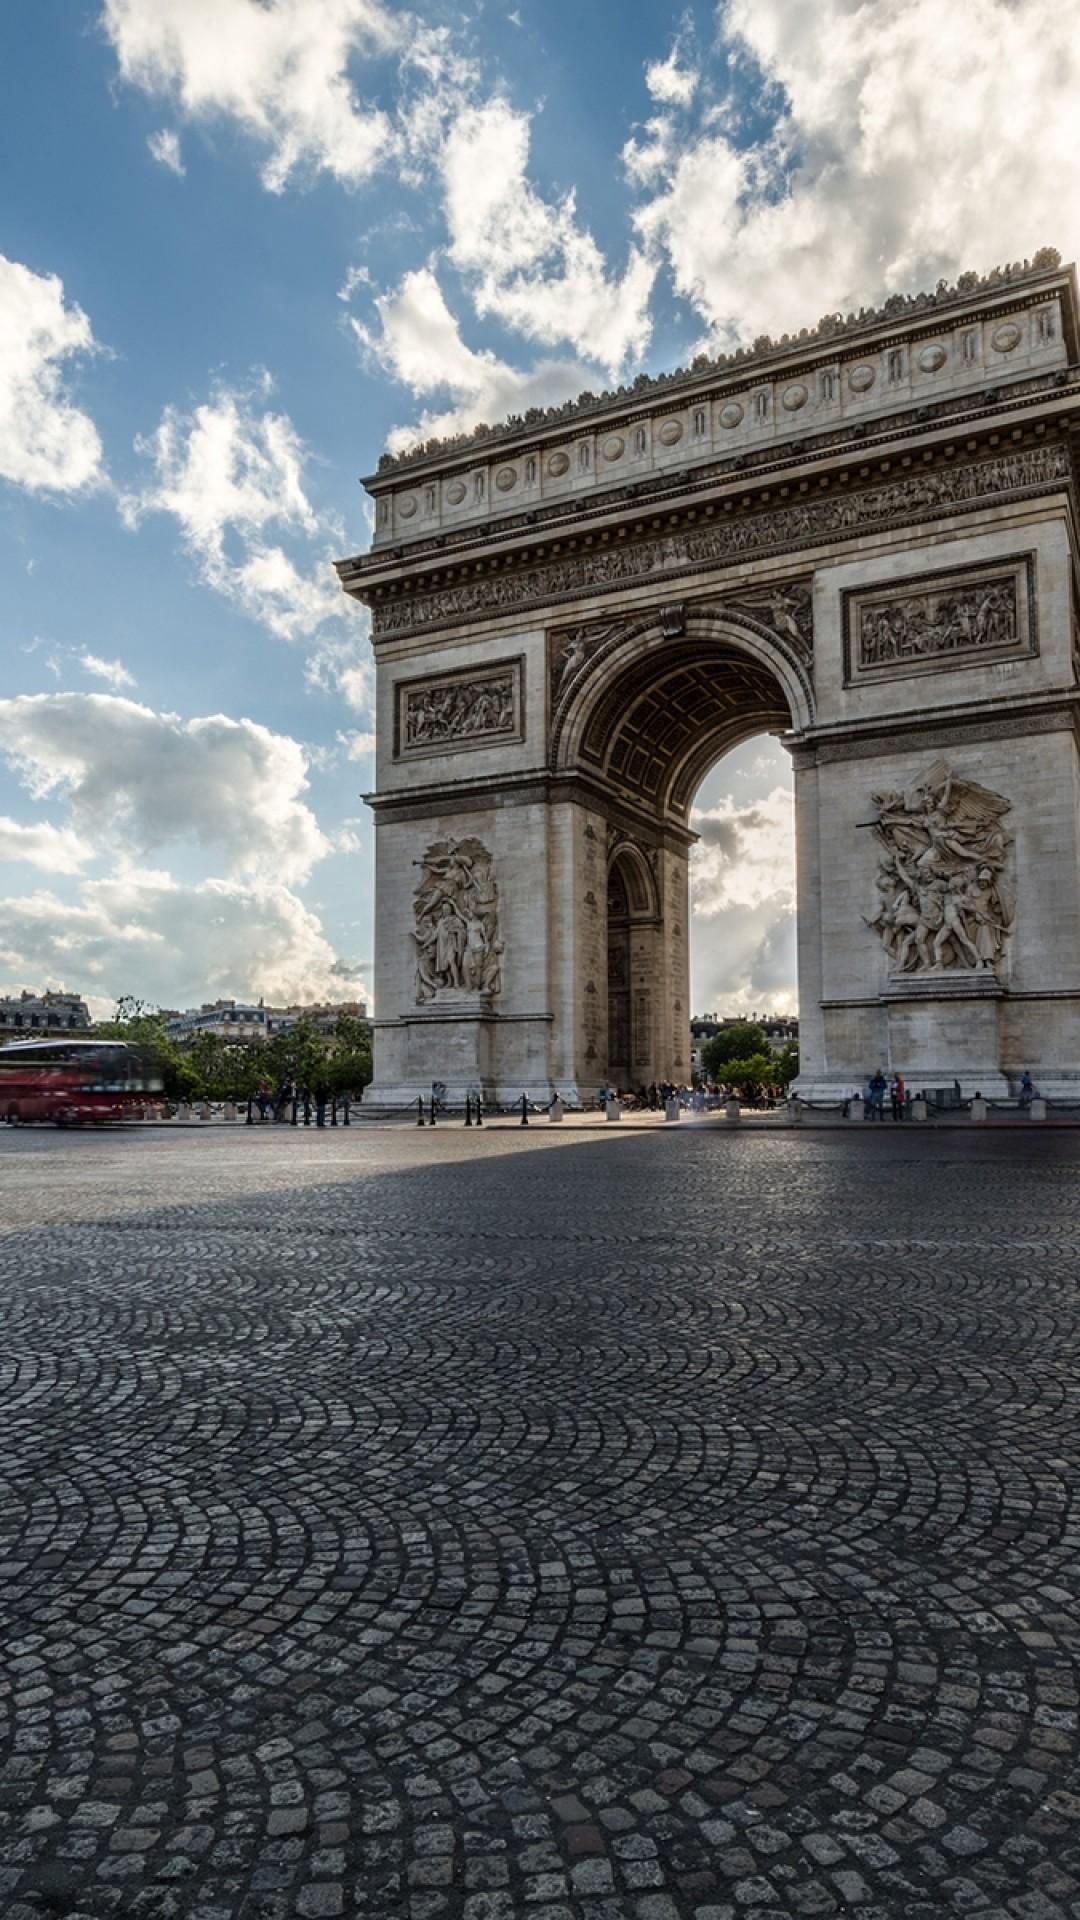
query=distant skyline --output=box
[3,1,1078,1018]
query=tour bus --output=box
[0,1038,163,1125]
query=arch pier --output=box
[338,254,1080,1106]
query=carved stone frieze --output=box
[373,443,1069,640]
[844,556,1034,683]
[550,622,622,702]
[866,760,1014,978]
[412,837,503,1002]
[396,660,522,756]
[722,580,813,658]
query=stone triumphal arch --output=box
[338,251,1080,1104]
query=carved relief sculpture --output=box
[398,663,520,754]
[413,838,503,1001]
[848,558,1033,681]
[867,760,1014,976]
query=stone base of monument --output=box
[880,968,1010,1098]
[366,991,568,1110]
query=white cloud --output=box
[147,127,185,175]
[337,728,376,761]
[635,0,1080,345]
[0,255,106,495]
[645,34,698,107]
[0,871,346,1009]
[0,816,89,876]
[352,266,601,449]
[0,693,329,886]
[102,0,402,193]
[79,650,136,691]
[440,100,655,376]
[122,381,345,647]
[690,782,796,1013]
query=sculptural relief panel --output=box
[395,659,523,757]
[866,761,1014,977]
[412,837,503,1001]
[843,555,1035,684]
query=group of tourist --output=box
[602,1079,788,1112]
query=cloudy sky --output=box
[2,1,1078,1018]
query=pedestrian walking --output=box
[867,1069,887,1120]
[890,1073,906,1121]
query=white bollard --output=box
[787,1096,803,1125]
[664,1097,681,1122]
[199,1102,212,1121]
[847,1095,864,1123]
[176,1102,192,1123]
[548,1096,564,1123]
[224,1102,238,1122]
[911,1097,928,1122]
[970,1096,988,1123]
[605,1096,622,1122]
[1030,1096,1047,1121]
[724,1098,741,1125]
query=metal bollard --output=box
[417,1095,425,1127]
[330,1097,338,1127]
[476,1095,483,1127]
[429,1096,437,1127]
[343,1097,350,1126]
[291,1097,298,1126]
[464,1093,472,1127]
[303,1097,311,1127]
[245,1097,253,1126]
[520,1094,529,1127]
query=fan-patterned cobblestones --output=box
[1,1123,1079,1919]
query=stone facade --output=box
[339,254,1080,1104]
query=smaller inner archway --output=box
[605,845,659,1088]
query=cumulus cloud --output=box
[0,870,347,1009]
[351,266,600,448]
[147,127,185,175]
[0,816,89,876]
[644,29,698,107]
[439,100,655,376]
[690,782,796,1013]
[0,255,106,495]
[121,380,345,648]
[634,0,1080,345]
[0,693,329,885]
[102,0,402,192]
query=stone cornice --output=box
[355,435,1074,644]
[787,689,1080,768]
[364,765,699,848]
[364,252,1073,482]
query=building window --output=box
[887,348,904,383]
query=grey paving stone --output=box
[1,1123,1079,1918]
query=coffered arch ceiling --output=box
[577,639,792,823]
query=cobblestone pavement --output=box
[2,1124,1080,1920]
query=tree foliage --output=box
[700,1021,767,1080]
[711,1052,778,1090]
[91,999,373,1103]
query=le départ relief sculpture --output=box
[413,837,503,1002]
[867,760,1014,976]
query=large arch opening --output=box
[559,615,803,1089]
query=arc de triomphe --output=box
[337,250,1080,1105]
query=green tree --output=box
[700,1021,766,1081]
[775,1040,800,1085]
[92,998,195,1099]
[327,1014,373,1096]
[714,1051,777,1090]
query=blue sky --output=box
[2,1,1076,1018]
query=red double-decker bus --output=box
[0,1039,163,1125]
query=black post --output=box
[291,1096,298,1126]
[331,1096,338,1127]
[245,1097,253,1126]
[343,1096,350,1127]
[417,1096,425,1127]
[464,1093,472,1127]
[429,1096,437,1127]
[520,1094,529,1127]
[303,1095,311,1127]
